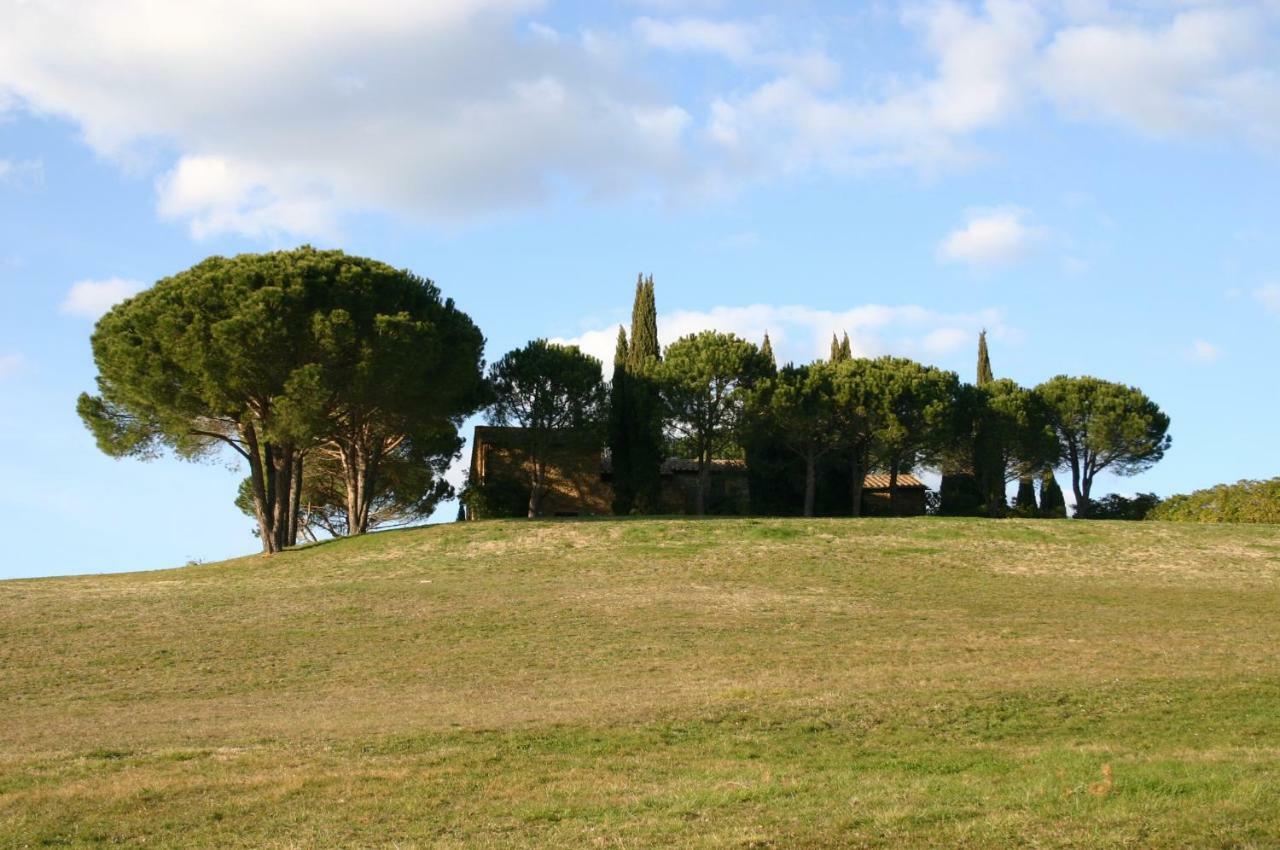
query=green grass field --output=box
[3,517,1280,848]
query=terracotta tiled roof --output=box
[863,473,926,489]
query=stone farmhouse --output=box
[467,426,927,518]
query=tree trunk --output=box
[528,459,547,518]
[270,443,295,552]
[889,460,900,516]
[342,443,364,536]
[850,450,865,518]
[695,448,709,516]
[287,453,303,546]
[242,423,279,554]
[1077,473,1094,519]
[356,442,382,534]
[986,475,1006,518]
[336,436,383,536]
[1068,448,1087,518]
[803,452,817,518]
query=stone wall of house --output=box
[659,472,751,515]
[861,488,928,517]
[480,444,614,517]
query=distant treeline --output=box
[78,248,1174,553]
[491,275,1171,520]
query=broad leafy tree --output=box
[972,379,1057,516]
[79,251,315,552]
[867,357,959,513]
[1036,375,1171,518]
[486,340,607,518]
[659,331,771,515]
[938,382,987,516]
[278,261,486,535]
[237,436,456,539]
[749,362,842,517]
[79,247,483,551]
[829,358,889,516]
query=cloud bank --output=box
[60,278,146,319]
[1,1,1276,237]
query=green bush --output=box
[1084,492,1162,521]
[938,473,984,516]
[461,474,530,520]
[1149,478,1280,524]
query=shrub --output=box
[1149,478,1280,524]
[938,473,984,516]
[461,475,529,520]
[1083,492,1162,521]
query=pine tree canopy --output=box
[77,246,486,551]
[1036,375,1172,517]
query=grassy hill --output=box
[3,517,1280,848]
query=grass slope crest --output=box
[3,517,1280,847]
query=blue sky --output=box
[1,0,1278,578]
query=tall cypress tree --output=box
[623,275,664,512]
[1015,477,1038,511]
[829,332,852,363]
[942,332,992,515]
[1039,470,1067,518]
[995,332,1038,513]
[977,330,994,386]
[608,325,634,514]
[975,330,1027,517]
[761,332,776,373]
[628,275,660,365]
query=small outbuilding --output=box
[861,473,928,516]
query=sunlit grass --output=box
[2,517,1279,847]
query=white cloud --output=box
[553,302,1011,373]
[155,155,338,240]
[702,1,1045,180]
[920,327,972,355]
[1041,7,1280,146]
[1256,283,1280,314]
[60,278,146,319]
[939,206,1045,267]
[1189,339,1222,363]
[634,17,757,63]
[0,0,692,237]
[0,353,23,379]
[0,158,43,188]
[1,2,1278,236]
